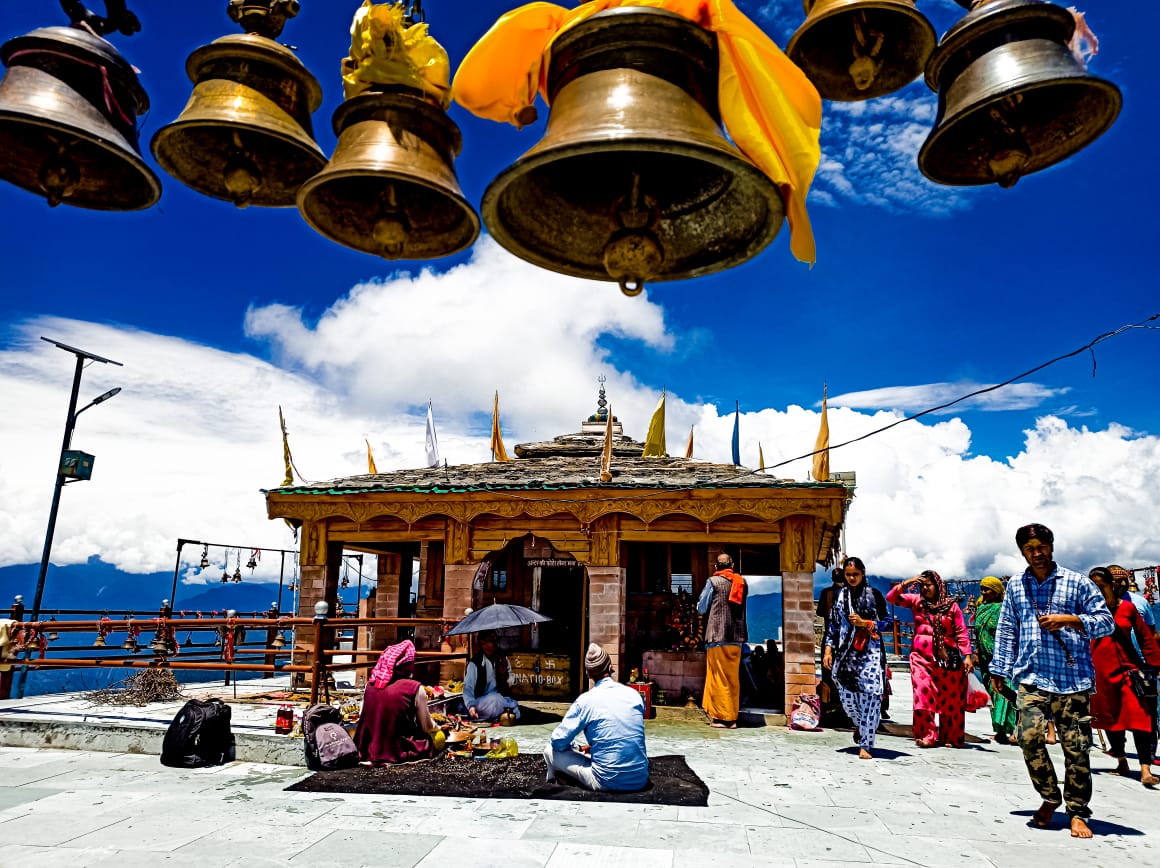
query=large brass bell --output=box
[481,7,784,296]
[297,88,479,260]
[151,2,325,207]
[919,0,1121,188]
[0,25,160,209]
[786,0,936,101]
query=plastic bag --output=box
[966,671,991,713]
[486,737,519,758]
[789,693,821,731]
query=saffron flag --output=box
[685,425,694,459]
[366,438,378,474]
[490,391,510,462]
[600,403,614,482]
[731,401,741,466]
[758,442,765,472]
[642,389,667,457]
[278,406,294,486]
[425,400,440,467]
[813,383,830,482]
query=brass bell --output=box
[918,0,1121,188]
[0,26,160,209]
[148,632,169,654]
[151,4,325,208]
[297,88,479,260]
[481,7,784,296]
[93,633,107,648]
[786,0,936,101]
[121,634,139,652]
[271,630,287,649]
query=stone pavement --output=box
[0,674,1158,867]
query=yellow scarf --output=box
[452,0,821,265]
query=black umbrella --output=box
[446,603,552,636]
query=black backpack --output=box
[303,703,359,771]
[160,698,236,768]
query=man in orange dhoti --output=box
[697,553,748,728]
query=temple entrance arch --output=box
[471,533,587,697]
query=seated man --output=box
[463,630,520,722]
[543,643,650,792]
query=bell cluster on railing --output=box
[0,0,1122,293]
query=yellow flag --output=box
[758,442,765,472]
[365,438,378,474]
[642,390,667,457]
[600,403,614,482]
[490,391,510,461]
[278,406,294,486]
[685,425,694,458]
[813,383,830,482]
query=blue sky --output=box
[1,1,1158,594]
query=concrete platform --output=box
[1,673,1158,867]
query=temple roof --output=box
[271,455,836,495]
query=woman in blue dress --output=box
[823,556,892,759]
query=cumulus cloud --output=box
[2,244,1158,587]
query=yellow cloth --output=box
[702,644,741,722]
[642,391,666,458]
[980,576,1005,599]
[452,0,821,264]
[342,1,452,107]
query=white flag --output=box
[425,400,440,468]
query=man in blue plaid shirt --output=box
[991,522,1113,839]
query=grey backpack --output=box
[303,703,358,770]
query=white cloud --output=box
[831,381,1071,413]
[2,245,1159,586]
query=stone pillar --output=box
[781,570,816,711]
[441,563,477,682]
[587,566,626,682]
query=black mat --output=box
[285,754,709,805]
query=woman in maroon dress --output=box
[1088,567,1160,786]
[354,639,437,765]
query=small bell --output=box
[92,633,107,648]
[221,570,230,584]
[121,634,139,652]
[148,632,169,654]
[46,617,60,642]
[271,630,287,649]
[786,0,936,101]
[918,0,1121,188]
[246,554,258,571]
[199,543,210,570]
[233,567,243,583]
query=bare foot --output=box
[1031,801,1057,828]
[1112,758,1130,776]
[1070,817,1093,839]
[859,748,872,760]
[1141,767,1158,787]
[1046,723,1057,745]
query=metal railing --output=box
[0,605,465,705]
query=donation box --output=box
[507,652,571,699]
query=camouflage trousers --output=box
[1016,685,1093,819]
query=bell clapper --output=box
[223,131,263,207]
[372,182,411,259]
[38,140,80,207]
[603,172,663,296]
[986,96,1030,189]
[848,12,885,93]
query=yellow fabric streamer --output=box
[342,1,452,107]
[452,0,821,264]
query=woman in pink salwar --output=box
[887,571,974,748]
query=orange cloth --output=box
[452,0,821,265]
[714,568,746,604]
[703,644,742,722]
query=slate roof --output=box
[269,455,843,496]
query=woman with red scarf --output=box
[888,570,974,748]
[1088,566,1160,786]
[354,639,439,765]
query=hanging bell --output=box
[221,569,230,584]
[0,25,160,209]
[918,0,1121,188]
[121,634,139,652]
[46,618,60,642]
[481,7,784,296]
[151,3,325,208]
[233,567,243,583]
[148,632,169,654]
[92,633,107,648]
[785,0,936,101]
[246,555,258,570]
[271,630,286,649]
[297,88,479,260]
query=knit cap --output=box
[585,643,610,678]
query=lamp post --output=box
[15,338,122,698]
